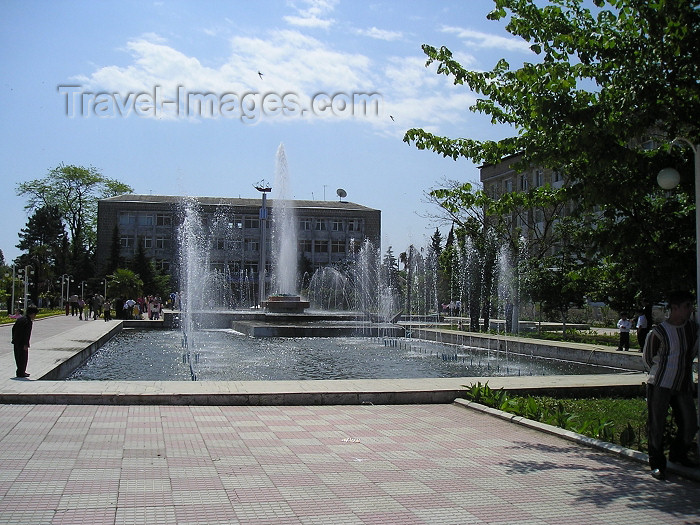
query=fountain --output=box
[169,144,401,342]
[260,144,310,313]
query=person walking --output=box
[616,313,632,351]
[643,290,699,480]
[12,305,39,378]
[103,299,111,321]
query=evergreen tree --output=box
[107,224,122,275]
[16,205,67,304]
[130,239,156,294]
[430,228,443,256]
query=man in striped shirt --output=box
[643,290,699,480]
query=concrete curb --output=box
[454,398,700,483]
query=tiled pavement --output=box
[0,316,698,524]
[1,402,699,524]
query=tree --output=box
[16,205,68,305]
[131,240,156,294]
[382,246,399,291]
[522,220,590,334]
[16,164,133,268]
[107,224,123,275]
[430,228,443,257]
[405,0,699,308]
[107,268,143,299]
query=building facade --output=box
[479,154,570,256]
[96,194,381,280]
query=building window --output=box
[315,220,326,231]
[347,220,358,232]
[332,220,343,231]
[245,239,259,252]
[331,240,345,253]
[244,263,258,275]
[244,217,259,229]
[535,170,544,188]
[156,259,170,271]
[553,170,564,183]
[119,212,137,226]
[314,240,328,252]
[504,180,513,192]
[155,236,170,250]
[214,238,225,250]
[141,236,153,249]
[520,174,529,190]
[227,240,242,251]
[156,214,172,226]
[299,218,312,230]
[299,240,312,253]
[138,214,154,226]
[120,236,135,248]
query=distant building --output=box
[96,194,381,281]
[480,153,570,256]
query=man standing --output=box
[636,308,650,350]
[12,305,38,378]
[616,313,632,351]
[643,290,699,480]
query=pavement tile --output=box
[0,317,698,523]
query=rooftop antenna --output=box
[336,188,347,202]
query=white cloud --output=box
[357,27,403,41]
[284,0,338,29]
[74,24,479,133]
[441,25,531,53]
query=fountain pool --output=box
[66,329,632,382]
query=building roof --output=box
[100,194,379,212]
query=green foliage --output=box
[461,383,650,451]
[107,268,143,299]
[16,164,133,255]
[0,309,64,325]
[405,0,699,308]
[521,328,640,349]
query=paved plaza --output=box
[0,315,698,524]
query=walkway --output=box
[0,315,697,524]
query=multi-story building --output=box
[96,194,381,280]
[480,154,569,257]
[480,154,567,198]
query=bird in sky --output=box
[390,115,394,121]
[258,71,264,79]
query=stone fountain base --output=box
[260,295,310,313]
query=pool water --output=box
[66,329,631,381]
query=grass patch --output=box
[462,382,649,451]
[0,309,64,325]
[521,329,641,350]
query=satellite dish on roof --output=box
[336,188,347,201]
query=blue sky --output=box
[0,0,533,263]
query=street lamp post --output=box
[15,265,33,313]
[11,265,16,315]
[23,265,33,312]
[65,275,73,305]
[255,181,272,308]
[80,280,87,300]
[657,137,700,461]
